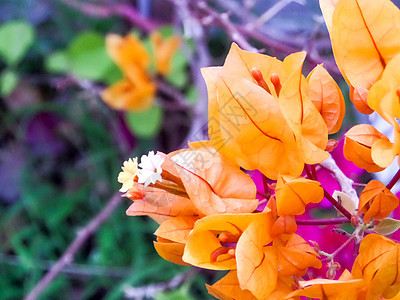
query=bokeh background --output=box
[2,0,400,299]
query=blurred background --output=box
[1,0,399,299]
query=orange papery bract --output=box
[206,270,258,300]
[126,147,258,223]
[278,53,329,165]
[153,216,195,265]
[367,55,400,169]
[153,237,189,266]
[264,197,298,238]
[320,0,400,114]
[275,175,324,216]
[101,34,156,111]
[307,64,346,134]
[359,180,399,223]
[236,219,277,298]
[202,43,330,180]
[352,234,400,299]
[164,148,259,216]
[287,269,364,299]
[149,32,181,75]
[350,86,374,115]
[274,234,322,276]
[101,77,156,111]
[125,181,196,224]
[203,67,303,180]
[271,215,298,238]
[344,124,391,172]
[106,34,150,71]
[154,216,198,244]
[368,54,400,123]
[182,212,272,270]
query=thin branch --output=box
[324,189,352,220]
[124,269,198,299]
[173,0,211,144]
[194,1,341,76]
[296,217,349,226]
[156,79,193,110]
[59,0,157,32]
[387,168,400,190]
[197,2,258,52]
[305,164,315,180]
[320,155,359,208]
[0,253,131,278]
[214,0,255,23]
[330,234,355,259]
[246,0,306,31]
[320,233,355,262]
[24,193,122,300]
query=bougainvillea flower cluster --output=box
[115,0,400,298]
[101,32,180,111]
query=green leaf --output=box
[186,86,197,104]
[67,32,113,81]
[125,105,163,138]
[0,20,35,66]
[0,70,18,96]
[373,218,400,235]
[45,51,69,73]
[166,49,187,88]
[158,26,175,38]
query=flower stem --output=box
[321,234,356,262]
[324,189,352,220]
[387,168,400,190]
[296,217,349,226]
[305,165,316,180]
[311,164,318,181]
[330,234,356,259]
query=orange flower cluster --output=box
[202,44,345,179]
[321,0,400,172]
[290,234,400,300]
[116,0,400,299]
[101,32,180,111]
[119,147,323,299]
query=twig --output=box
[297,217,349,226]
[320,155,359,208]
[173,0,210,143]
[387,168,400,190]
[195,2,341,76]
[246,0,306,30]
[320,234,356,262]
[0,253,132,278]
[324,189,352,220]
[330,234,355,259]
[305,164,315,180]
[214,0,255,23]
[156,79,193,110]
[197,2,258,52]
[59,0,157,32]
[24,193,122,300]
[124,268,198,299]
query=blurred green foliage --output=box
[0,20,35,96]
[126,106,163,139]
[0,1,205,299]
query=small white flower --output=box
[117,158,138,192]
[138,151,165,187]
